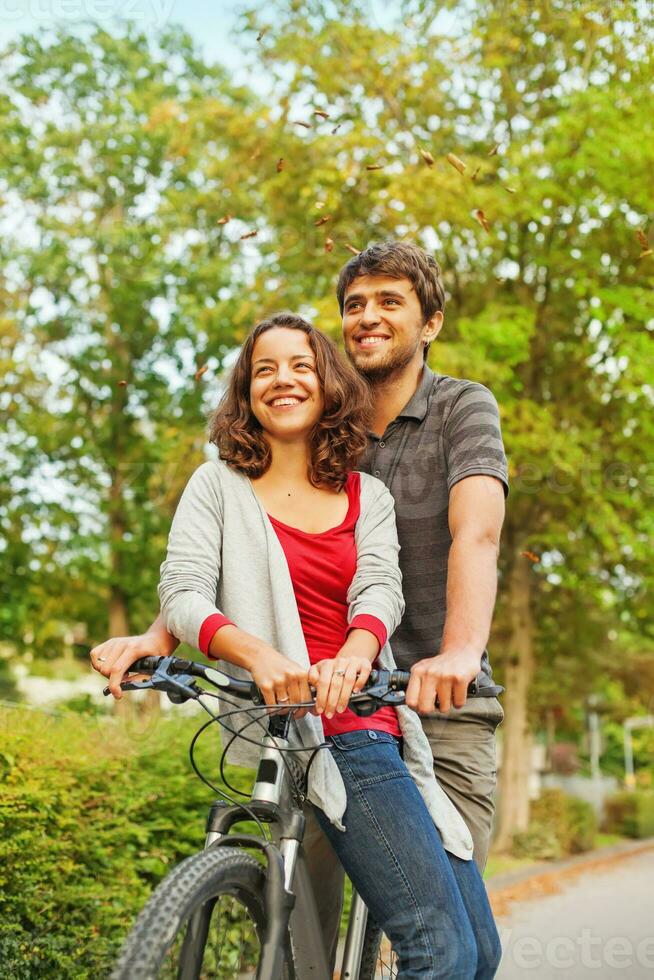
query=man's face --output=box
[341,275,442,383]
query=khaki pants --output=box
[303,697,504,971]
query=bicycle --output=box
[105,654,503,980]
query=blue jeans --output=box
[313,730,501,979]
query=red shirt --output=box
[268,472,401,738]
[199,472,401,738]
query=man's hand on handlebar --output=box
[405,647,483,714]
[90,634,167,700]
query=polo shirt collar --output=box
[396,365,435,422]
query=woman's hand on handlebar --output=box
[248,649,313,719]
[89,633,168,700]
[308,655,373,719]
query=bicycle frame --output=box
[197,695,370,980]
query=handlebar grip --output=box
[131,656,164,673]
[366,669,411,690]
[390,669,411,688]
[366,668,502,698]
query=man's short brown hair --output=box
[336,241,446,360]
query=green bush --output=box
[561,795,599,853]
[512,789,598,859]
[603,791,654,839]
[0,706,254,978]
[512,825,562,861]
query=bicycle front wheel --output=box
[112,846,295,980]
[359,919,398,980]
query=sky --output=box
[0,0,249,72]
[0,0,402,71]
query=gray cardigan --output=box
[158,458,473,860]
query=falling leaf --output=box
[495,276,506,284]
[344,243,360,255]
[117,380,128,387]
[314,215,332,227]
[216,215,232,225]
[294,120,311,129]
[256,26,268,42]
[521,551,540,563]
[331,124,342,135]
[315,202,326,210]
[194,364,209,381]
[314,109,330,119]
[324,237,334,253]
[638,249,653,260]
[636,229,649,251]
[471,165,481,181]
[249,146,262,161]
[446,152,466,175]
[276,158,284,173]
[366,163,385,171]
[240,230,258,240]
[473,209,491,233]
[420,149,435,167]
[488,144,500,157]
[503,185,516,194]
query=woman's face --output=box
[250,327,325,442]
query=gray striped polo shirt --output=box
[358,365,509,677]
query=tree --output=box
[0,27,265,661]
[233,0,654,844]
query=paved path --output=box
[494,846,654,978]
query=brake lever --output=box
[349,670,404,717]
[102,660,202,704]
[102,678,154,696]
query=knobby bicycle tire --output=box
[111,846,295,980]
[359,919,398,980]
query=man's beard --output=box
[348,337,421,383]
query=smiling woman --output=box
[209,311,371,491]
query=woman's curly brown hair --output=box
[209,312,372,491]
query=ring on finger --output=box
[96,656,107,663]
[333,669,346,677]
[277,696,290,703]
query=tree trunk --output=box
[494,550,535,851]
[109,588,130,637]
[109,475,160,719]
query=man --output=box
[338,241,507,865]
[300,242,508,961]
[91,239,507,964]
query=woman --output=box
[91,312,501,979]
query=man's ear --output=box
[423,310,444,346]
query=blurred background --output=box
[1,0,652,976]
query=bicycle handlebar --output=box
[102,655,503,712]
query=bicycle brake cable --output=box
[187,696,271,838]
[190,691,314,818]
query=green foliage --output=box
[0,657,20,701]
[0,26,269,650]
[0,706,254,977]
[512,788,598,859]
[603,791,654,839]
[512,824,563,861]
[241,0,654,735]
